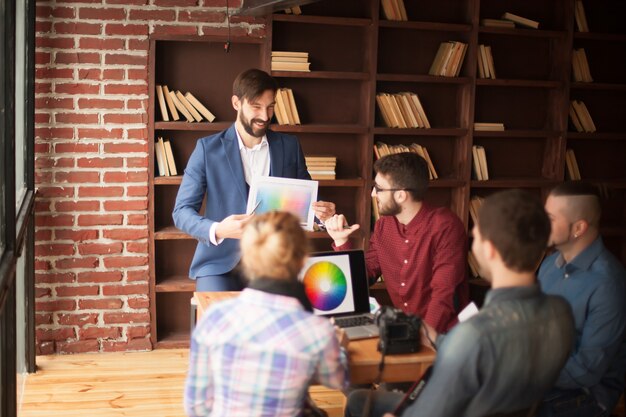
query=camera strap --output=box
[361,344,387,417]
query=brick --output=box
[79,37,125,50]
[55,200,100,212]
[102,69,125,80]
[128,9,175,21]
[79,298,124,310]
[35,243,75,257]
[79,326,122,340]
[103,228,148,240]
[36,313,53,326]
[78,157,123,168]
[126,98,147,110]
[178,10,224,23]
[105,23,149,36]
[103,143,147,153]
[35,67,74,80]
[35,127,74,140]
[78,98,124,109]
[56,285,100,297]
[57,340,100,354]
[126,128,147,140]
[55,171,100,183]
[54,256,99,270]
[103,113,146,124]
[127,295,149,308]
[36,36,76,49]
[36,328,76,342]
[104,53,147,66]
[126,269,149,282]
[35,51,51,65]
[58,313,99,326]
[37,187,75,199]
[153,25,198,36]
[201,26,245,37]
[126,68,147,81]
[55,142,99,153]
[104,171,148,183]
[104,255,148,268]
[35,21,52,34]
[127,186,148,197]
[35,260,52,271]
[55,113,99,124]
[77,271,123,283]
[104,199,147,211]
[36,341,55,355]
[55,52,101,65]
[54,82,100,94]
[127,214,147,225]
[102,283,148,296]
[126,325,150,339]
[35,113,51,124]
[229,14,264,25]
[102,337,151,352]
[35,171,53,183]
[103,312,150,324]
[203,0,241,6]
[54,22,102,35]
[35,229,53,241]
[35,82,52,94]
[36,214,75,227]
[78,242,123,255]
[78,186,125,198]
[38,6,76,19]
[79,7,126,20]
[78,128,124,139]
[127,39,148,51]
[155,0,199,5]
[77,68,102,80]
[126,241,148,253]
[36,97,74,110]
[36,299,77,312]
[126,157,148,168]
[77,214,124,226]
[35,287,52,298]
[34,200,52,212]
[106,0,148,4]
[55,229,99,241]
[35,272,76,284]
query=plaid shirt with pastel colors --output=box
[184,288,349,417]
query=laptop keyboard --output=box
[334,315,374,328]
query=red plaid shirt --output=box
[336,203,468,333]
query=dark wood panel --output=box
[155,292,193,344]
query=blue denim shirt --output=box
[539,237,626,411]
[404,285,574,417]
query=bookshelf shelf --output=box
[271,71,369,80]
[470,179,560,188]
[271,13,371,27]
[570,82,626,92]
[473,129,561,138]
[154,121,232,132]
[270,124,368,134]
[377,73,471,84]
[478,27,566,39]
[378,20,472,33]
[155,331,190,349]
[154,176,182,185]
[373,127,468,136]
[566,132,626,141]
[317,178,365,187]
[475,79,562,89]
[154,226,193,240]
[574,33,626,43]
[156,275,195,292]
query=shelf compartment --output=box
[153,185,188,232]
[566,139,626,180]
[272,71,370,80]
[470,179,559,188]
[574,33,626,43]
[578,1,626,36]
[476,79,561,89]
[378,21,471,32]
[572,39,626,85]
[477,27,566,39]
[297,0,372,19]
[400,0,472,25]
[377,74,471,84]
[373,127,468,136]
[568,89,626,132]
[299,132,370,180]
[155,291,193,348]
[479,0,569,32]
[566,132,626,141]
[272,14,371,27]
[474,87,554,130]
[570,83,626,92]
[473,129,561,138]
[270,124,368,134]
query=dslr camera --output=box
[375,306,422,355]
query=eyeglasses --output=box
[373,184,413,194]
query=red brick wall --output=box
[34,0,265,354]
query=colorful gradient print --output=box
[302,261,348,311]
[255,183,312,223]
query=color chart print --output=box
[303,262,347,311]
[255,182,311,222]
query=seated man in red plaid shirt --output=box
[326,152,468,342]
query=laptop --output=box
[299,250,379,340]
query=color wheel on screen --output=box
[302,261,348,311]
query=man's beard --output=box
[240,112,268,138]
[378,197,401,216]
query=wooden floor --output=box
[20,349,345,417]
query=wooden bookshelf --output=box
[147,0,626,348]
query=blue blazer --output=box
[172,125,311,278]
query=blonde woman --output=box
[184,211,349,417]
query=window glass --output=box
[15,0,27,208]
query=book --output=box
[572,100,596,132]
[396,0,408,21]
[271,51,309,59]
[485,46,496,79]
[401,92,425,128]
[396,94,419,128]
[376,94,393,127]
[280,89,297,125]
[163,139,177,176]
[479,44,491,79]
[162,85,179,121]
[481,18,515,29]
[176,91,203,122]
[568,102,584,132]
[576,48,593,82]
[168,90,194,122]
[185,92,216,122]
[474,122,505,131]
[571,49,584,82]
[502,12,539,29]
[286,88,301,125]
[380,0,396,20]
[155,137,168,177]
[429,42,466,77]
[565,149,581,180]
[477,146,489,180]
[421,146,439,179]
[469,196,484,225]
[477,47,486,78]
[574,1,589,32]
[472,145,483,180]
[274,89,291,125]
[409,94,431,128]
[155,85,169,122]
[271,61,311,72]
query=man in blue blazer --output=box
[173,68,335,291]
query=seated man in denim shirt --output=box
[537,181,626,417]
[344,189,575,417]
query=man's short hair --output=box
[233,68,278,102]
[373,153,429,201]
[478,189,551,272]
[550,181,601,199]
[549,181,602,227]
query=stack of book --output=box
[569,100,596,133]
[481,19,515,29]
[274,88,301,125]
[469,196,484,225]
[477,44,496,79]
[380,0,407,21]
[374,142,438,180]
[574,0,589,32]
[474,122,505,132]
[501,12,539,29]
[376,92,430,129]
[572,49,593,82]
[155,85,216,123]
[271,51,310,72]
[472,145,489,181]
[155,137,177,177]
[565,149,582,180]
[283,6,301,15]
[305,155,336,180]
[428,41,468,77]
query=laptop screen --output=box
[298,250,371,317]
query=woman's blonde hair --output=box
[240,211,308,281]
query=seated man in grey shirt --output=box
[345,189,575,417]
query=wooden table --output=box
[194,292,435,384]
